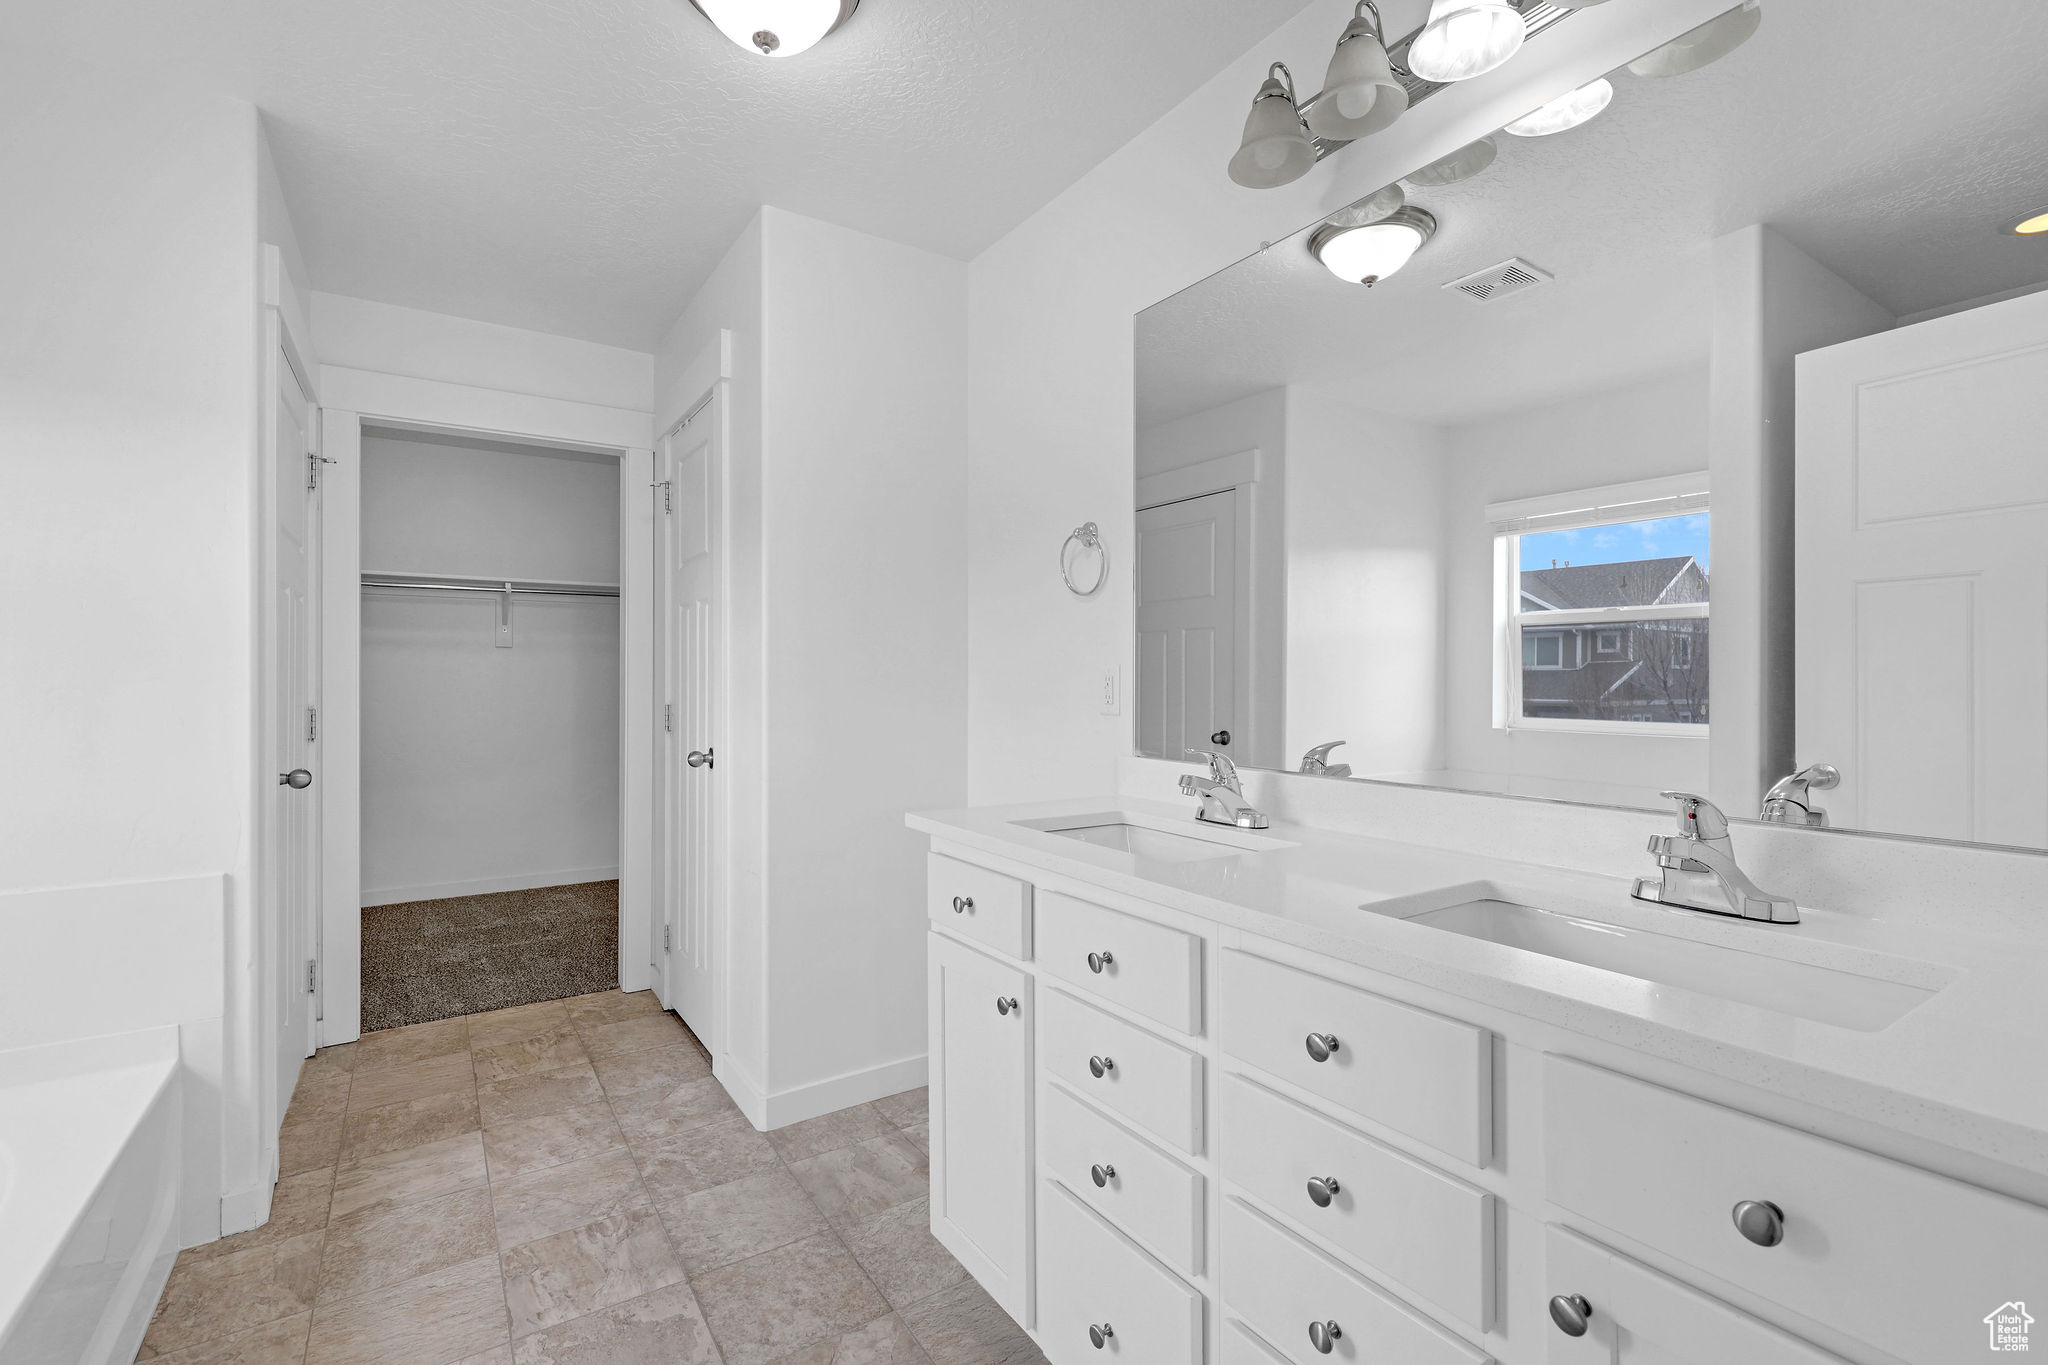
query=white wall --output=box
[359,432,622,903]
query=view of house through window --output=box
[1510,511,1709,727]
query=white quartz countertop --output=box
[908,797,2048,1180]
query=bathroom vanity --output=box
[910,798,2048,1365]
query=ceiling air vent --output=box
[1444,257,1554,303]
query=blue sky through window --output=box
[1520,513,1710,574]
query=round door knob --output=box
[1549,1294,1592,1337]
[1211,729,1232,746]
[1306,1176,1341,1208]
[1304,1032,1341,1063]
[279,769,312,789]
[1087,950,1115,974]
[1088,1055,1116,1079]
[995,997,1019,1016]
[1090,1163,1116,1188]
[1732,1199,1785,1247]
[1307,1319,1343,1354]
[952,896,973,914]
[686,749,713,768]
[1088,1323,1115,1349]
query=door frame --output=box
[315,369,657,1046]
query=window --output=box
[1489,474,1710,732]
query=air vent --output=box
[1444,257,1554,303]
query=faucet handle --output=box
[1185,749,1239,787]
[1301,741,1347,771]
[1657,790,1730,841]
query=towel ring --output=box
[1061,523,1109,597]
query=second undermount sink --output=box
[1014,813,1292,863]
[1402,899,1943,1032]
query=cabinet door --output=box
[929,932,1034,1322]
[1543,1226,1849,1365]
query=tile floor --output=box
[139,989,1048,1365]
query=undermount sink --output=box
[1014,813,1291,863]
[1402,899,1941,1032]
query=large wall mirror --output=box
[1134,0,2048,851]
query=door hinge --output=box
[652,479,673,514]
[663,925,672,952]
[663,703,673,733]
[307,705,319,743]
[306,452,337,490]
[305,958,317,994]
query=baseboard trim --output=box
[758,1053,929,1131]
[217,1176,273,1240]
[360,867,621,907]
[715,1055,771,1131]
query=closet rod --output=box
[361,573,619,599]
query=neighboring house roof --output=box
[1521,556,1704,611]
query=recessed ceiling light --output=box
[1309,207,1439,287]
[2007,208,2048,237]
[1405,137,1498,187]
[688,0,859,57]
[1503,78,1614,137]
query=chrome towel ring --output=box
[1062,522,1109,596]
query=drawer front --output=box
[1544,1056,2048,1364]
[1221,950,1491,1168]
[1036,890,1203,1034]
[1041,988,1204,1155]
[928,852,1032,959]
[1037,1181,1203,1365]
[1043,1080,1204,1277]
[1223,1321,1293,1365]
[1224,1199,1490,1365]
[1221,1074,1493,1332]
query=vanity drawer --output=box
[1040,988,1204,1155]
[1221,950,1491,1168]
[1221,1074,1492,1333]
[1223,1320,1293,1365]
[1544,1056,2048,1363]
[1043,1079,1204,1276]
[1036,890,1202,1034]
[1038,1181,1203,1365]
[928,853,1031,959]
[1224,1199,1490,1365]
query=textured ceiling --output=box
[21,0,1314,348]
[1139,0,2048,429]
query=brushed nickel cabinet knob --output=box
[995,997,1018,1016]
[1549,1294,1592,1337]
[1090,1163,1116,1188]
[1088,1323,1115,1349]
[1088,1055,1116,1078]
[1308,1319,1343,1353]
[1304,1032,1341,1063]
[1306,1176,1341,1208]
[279,769,312,789]
[1732,1199,1785,1247]
[951,895,973,914]
[1087,950,1115,974]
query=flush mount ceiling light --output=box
[1407,0,1525,84]
[1405,136,1498,187]
[1629,1,1762,77]
[687,0,858,56]
[1503,77,1614,136]
[2007,208,2048,237]
[1310,206,1439,287]
[1229,63,1318,189]
[1306,2,1409,142]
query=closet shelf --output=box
[361,571,619,599]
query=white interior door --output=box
[273,342,320,1091]
[655,392,723,1050]
[1795,290,2048,846]
[1135,490,1238,763]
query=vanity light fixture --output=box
[1406,0,1526,84]
[1503,77,1614,136]
[1310,206,1438,287]
[1405,136,1498,187]
[2006,208,2048,237]
[687,0,858,56]
[1629,1,1762,77]
[1306,2,1409,142]
[1228,63,1318,190]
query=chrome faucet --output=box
[1760,763,1840,827]
[1179,750,1270,829]
[1299,741,1352,778]
[1633,791,1798,924]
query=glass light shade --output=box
[1406,1,1525,84]
[1503,78,1614,137]
[1311,208,1436,286]
[1629,2,1762,77]
[2010,210,2048,237]
[1306,12,1408,141]
[693,0,850,56]
[1405,136,1497,187]
[1229,70,1316,189]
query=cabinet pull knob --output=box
[951,895,973,914]
[1304,1032,1341,1063]
[1306,1175,1341,1208]
[1307,1319,1343,1354]
[1088,1323,1115,1349]
[1732,1199,1785,1247]
[1090,1163,1116,1188]
[1549,1294,1592,1337]
[995,996,1019,1016]
[1088,1055,1116,1079]
[1087,950,1115,974]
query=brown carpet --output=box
[360,880,619,1032]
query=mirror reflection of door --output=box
[1135,490,1237,763]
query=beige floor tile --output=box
[898,1122,929,1155]
[467,1000,571,1051]
[563,989,665,1031]
[898,1280,1045,1365]
[634,1115,781,1203]
[692,1232,890,1365]
[304,1255,509,1365]
[500,1208,686,1337]
[491,1147,651,1251]
[341,1090,481,1165]
[286,1075,353,1127]
[298,1044,359,1086]
[473,1024,591,1085]
[316,1186,496,1306]
[872,1088,929,1130]
[185,1169,335,1264]
[588,1043,711,1100]
[577,1012,691,1057]
[656,1168,829,1276]
[787,1131,930,1226]
[346,1050,477,1112]
[765,1104,893,1164]
[608,1075,742,1145]
[483,1102,626,1179]
[329,1131,488,1221]
[277,1115,344,1177]
[451,1349,515,1365]
[768,1314,933,1365]
[141,1310,311,1364]
[479,1063,607,1129]
[841,1198,967,1310]
[508,1282,719,1365]
[143,1231,325,1357]
[353,1017,470,1070]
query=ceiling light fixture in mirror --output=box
[687,0,859,57]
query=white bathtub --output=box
[0,1028,182,1365]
